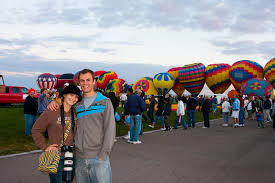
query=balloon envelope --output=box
[133,77,158,96]
[229,60,263,92]
[178,63,205,95]
[240,78,274,97]
[37,73,57,90]
[168,67,182,80]
[205,64,231,94]
[264,58,275,89]
[153,73,174,95]
[105,78,125,95]
[55,73,74,89]
[96,71,118,90]
[172,80,185,97]
[227,89,238,98]
[94,70,106,80]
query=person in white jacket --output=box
[222,98,231,126]
[173,97,188,129]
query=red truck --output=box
[0,74,29,104]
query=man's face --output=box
[79,72,95,94]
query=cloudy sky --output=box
[0,0,275,90]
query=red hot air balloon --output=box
[94,70,106,80]
[55,73,74,89]
[96,71,118,90]
[37,73,57,90]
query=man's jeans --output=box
[223,112,229,123]
[174,115,187,129]
[130,115,142,142]
[239,107,245,125]
[154,115,164,126]
[76,156,112,183]
[187,110,196,127]
[203,112,210,127]
[212,104,217,114]
[24,114,37,136]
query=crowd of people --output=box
[22,69,275,183]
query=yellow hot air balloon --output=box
[133,77,158,95]
[153,73,175,95]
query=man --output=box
[263,96,272,123]
[48,69,116,183]
[124,88,145,144]
[186,94,198,128]
[238,95,245,127]
[24,88,38,136]
[120,92,127,109]
[163,98,172,131]
[232,95,240,128]
[211,95,218,116]
[37,88,49,116]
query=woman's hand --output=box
[45,144,59,151]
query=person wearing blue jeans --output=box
[149,96,165,130]
[130,114,142,142]
[239,107,245,125]
[186,95,198,128]
[174,97,187,129]
[23,88,37,136]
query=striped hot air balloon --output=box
[133,77,158,96]
[153,73,174,95]
[229,60,263,92]
[178,63,205,95]
[172,80,185,97]
[168,67,182,80]
[264,58,275,89]
[205,64,231,94]
[36,73,57,90]
[96,71,118,90]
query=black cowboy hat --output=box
[60,84,82,102]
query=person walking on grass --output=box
[149,96,165,130]
[232,95,240,128]
[24,88,38,136]
[222,98,231,127]
[48,69,116,183]
[174,96,187,129]
[201,96,211,128]
[32,84,82,183]
[125,88,146,144]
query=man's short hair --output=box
[78,69,95,81]
[40,88,47,94]
[127,88,133,93]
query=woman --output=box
[201,96,211,128]
[24,88,38,136]
[147,95,156,123]
[173,96,187,129]
[32,85,82,183]
[222,98,231,127]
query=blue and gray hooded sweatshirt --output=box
[74,92,116,160]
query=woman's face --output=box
[63,93,79,106]
[29,91,35,98]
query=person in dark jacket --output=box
[148,96,165,130]
[163,98,172,131]
[147,95,156,123]
[263,96,272,123]
[201,96,211,128]
[125,88,146,144]
[107,91,119,115]
[24,88,38,136]
[186,95,198,128]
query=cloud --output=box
[210,39,275,58]
[93,48,115,54]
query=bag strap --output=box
[59,105,75,149]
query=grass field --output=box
[0,106,222,156]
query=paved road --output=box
[1,119,275,183]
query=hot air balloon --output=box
[55,73,74,89]
[229,60,263,92]
[153,73,174,95]
[94,70,106,80]
[172,80,185,97]
[178,63,205,95]
[205,64,231,94]
[105,78,125,95]
[168,67,182,80]
[133,77,158,96]
[264,58,275,89]
[37,73,57,90]
[73,71,80,85]
[240,78,274,97]
[96,71,118,90]
[227,89,238,98]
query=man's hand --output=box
[47,100,60,111]
[45,144,58,151]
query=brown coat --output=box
[32,108,76,151]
